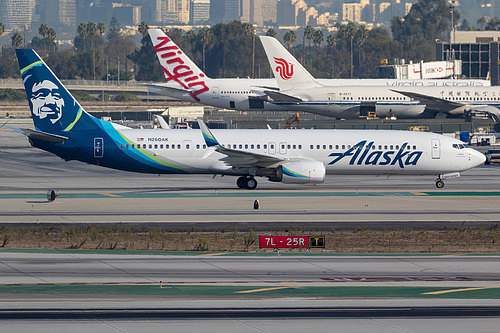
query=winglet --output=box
[197,119,219,147]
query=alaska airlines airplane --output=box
[147,29,489,115]
[259,36,500,121]
[11,49,485,189]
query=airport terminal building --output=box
[436,31,500,86]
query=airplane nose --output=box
[470,149,486,167]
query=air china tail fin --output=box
[16,49,98,134]
[148,29,210,102]
[259,36,321,91]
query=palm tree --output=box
[313,29,324,49]
[327,34,338,77]
[339,22,356,78]
[283,30,296,50]
[198,27,213,73]
[11,32,23,49]
[266,28,277,38]
[304,25,315,59]
[77,23,88,51]
[39,23,49,54]
[86,21,97,51]
[477,17,487,30]
[355,25,368,70]
[0,22,4,56]
[138,21,149,37]
[97,22,106,37]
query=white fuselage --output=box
[149,78,491,114]
[273,85,500,119]
[116,127,484,176]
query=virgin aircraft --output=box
[147,29,489,115]
[10,49,485,189]
[259,36,500,121]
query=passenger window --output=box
[270,144,274,149]
[384,145,388,150]
[203,144,206,149]
[396,145,399,150]
[264,144,267,149]
[131,144,135,149]
[120,144,123,149]
[329,145,332,149]
[245,144,248,149]
[413,145,416,150]
[336,145,339,149]
[154,144,158,149]
[281,144,285,149]
[378,145,382,149]
[310,145,314,149]
[316,145,320,149]
[160,144,163,149]
[239,144,242,149]
[293,145,296,149]
[171,144,175,149]
[196,144,200,149]
[287,144,290,149]
[149,144,152,149]
[342,145,345,149]
[390,145,393,149]
[186,144,190,149]
[257,144,260,149]
[298,145,302,149]
[251,144,254,149]
[166,144,169,149]
[177,144,181,149]
[143,144,146,149]
[125,144,129,149]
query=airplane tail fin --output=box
[16,49,98,134]
[259,36,321,91]
[148,29,210,102]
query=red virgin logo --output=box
[273,57,293,80]
[154,36,209,102]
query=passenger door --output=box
[431,139,440,159]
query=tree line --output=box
[0,0,499,83]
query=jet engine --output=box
[269,160,326,184]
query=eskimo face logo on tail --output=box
[273,57,293,80]
[154,36,209,102]
[30,80,64,124]
[328,140,423,168]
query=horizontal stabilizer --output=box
[15,127,68,142]
[264,90,303,102]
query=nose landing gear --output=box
[237,176,258,189]
[435,179,445,188]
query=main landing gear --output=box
[237,176,258,190]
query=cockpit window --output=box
[453,143,468,149]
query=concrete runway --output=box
[2,120,500,332]
[1,119,500,228]
[1,252,500,332]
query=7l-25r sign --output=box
[259,236,325,249]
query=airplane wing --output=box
[264,90,303,102]
[390,89,463,111]
[197,119,284,169]
[9,127,68,142]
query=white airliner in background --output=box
[147,29,489,116]
[259,36,500,121]
[12,49,486,190]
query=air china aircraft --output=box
[11,49,485,189]
[259,36,500,121]
[147,29,489,114]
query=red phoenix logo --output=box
[273,57,294,80]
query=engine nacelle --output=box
[270,160,326,184]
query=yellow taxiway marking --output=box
[411,192,428,196]
[235,287,292,294]
[422,287,493,295]
[98,193,122,198]
[197,253,227,257]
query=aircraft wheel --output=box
[245,177,258,190]
[435,180,444,189]
[236,177,246,189]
